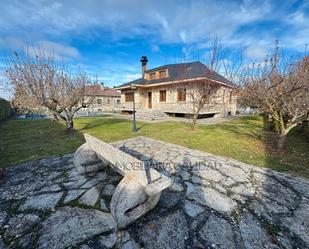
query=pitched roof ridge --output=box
[117,60,234,88]
[145,60,202,72]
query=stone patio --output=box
[0,136,308,249]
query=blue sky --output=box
[0,0,308,99]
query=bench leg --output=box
[73,143,107,174]
[111,172,161,229]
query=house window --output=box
[98,109,102,112]
[97,98,102,105]
[150,72,156,80]
[117,99,120,104]
[177,88,186,102]
[159,90,166,102]
[107,99,110,104]
[125,92,134,102]
[159,70,167,78]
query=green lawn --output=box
[1,115,308,178]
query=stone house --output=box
[116,57,237,119]
[77,84,121,115]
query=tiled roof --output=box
[117,61,234,88]
[84,85,120,96]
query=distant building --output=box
[77,84,121,115]
[116,56,237,119]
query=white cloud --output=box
[245,45,268,60]
[0,37,80,61]
[151,45,160,52]
[280,3,309,52]
[1,0,308,87]
[28,40,81,60]
[124,73,141,81]
[80,62,142,87]
[0,0,272,45]
[1,0,306,54]
[0,36,24,50]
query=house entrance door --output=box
[148,92,152,109]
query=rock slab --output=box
[136,211,188,249]
[38,207,115,249]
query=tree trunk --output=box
[66,118,74,131]
[51,112,60,122]
[276,122,298,149]
[0,168,4,178]
[273,110,284,135]
[191,113,198,130]
[277,134,287,149]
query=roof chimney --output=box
[140,56,148,78]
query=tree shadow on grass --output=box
[207,115,301,176]
[261,115,309,178]
[77,117,129,131]
[217,115,266,140]
[0,119,85,167]
[135,123,149,132]
[194,115,308,178]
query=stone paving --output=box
[0,136,308,249]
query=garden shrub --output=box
[0,98,13,121]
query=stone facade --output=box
[117,59,237,119]
[84,96,120,113]
[77,84,121,115]
[120,82,237,118]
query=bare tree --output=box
[174,37,242,130]
[240,43,309,148]
[5,48,95,131]
[190,81,217,130]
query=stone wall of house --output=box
[78,95,121,115]
[120,90,143,111]
[120,82,237,117]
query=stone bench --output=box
[73,134,172,228]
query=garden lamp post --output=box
[131,84,137,132]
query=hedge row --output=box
[0,98,13,121]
